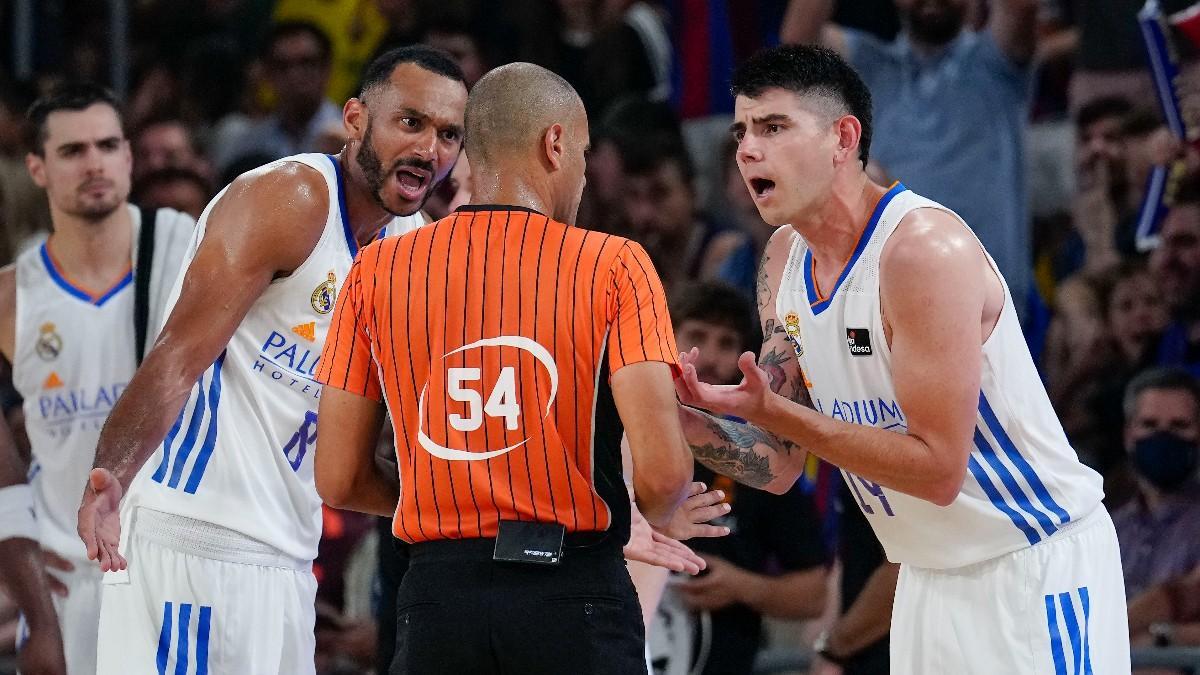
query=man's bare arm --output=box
[823,562,899,659]
[91,163,327,490]
[680,227,811,494]
[315,386,395,517]
[780,0,847,55]
[990,0,1040,65]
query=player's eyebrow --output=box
[751,113,792,126]
[729,121,746,134]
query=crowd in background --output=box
[3,0,1200,673]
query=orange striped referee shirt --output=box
[316,205,679,543]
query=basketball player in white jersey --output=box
[73,47,465,674]
[0,83,194,674]
[674,44,1131,674]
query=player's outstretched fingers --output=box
[77,512,98,562]
[652,531,704,574]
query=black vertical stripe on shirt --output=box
[499,211,520,519]
[551,226,579,528]
[441,217,464,535]
[585,237,609,531]
[398,236,426,541]
[456,214,482,537]
[423,228,446,538]
[478,212,503,529]
[565,232,587,530]
[592,357,630,543]
[514,213,539,521]
[617,249,650,363]
[627,250,668,362]
[530,218,557,521]
[381,239,415,542]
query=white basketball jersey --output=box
[775,184,1103,569]
[127,153,423,562]
[12,205,195,560]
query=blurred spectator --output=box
[314,505,377,675]
[586,1,673,107]
[623,138,755,293]
[1152,179,1200,377]
[0,80,50,265]
[421,17,491,88]
[1111,368,1200,598]
[649,282,830,674]
[783,0,1040,318]
[211,21,341,172]
[1060,0,1155,114]
[132,167,214,220]
[274,0,392,104]
[131,115,212,183]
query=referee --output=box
[314,62,694,674]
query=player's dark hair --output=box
[731,43,873,165]
[1124,367,1200,421]
[359,45,467,101]
[265,20,333,63]
[671,281,761,356]
[1075,97,1133,135]
[25,82,123,155]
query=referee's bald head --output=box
[464,63,589,222]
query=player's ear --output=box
[543,123,565,171]
[25,152,46,188]
[833,115,862,167]
[343,98,366,143]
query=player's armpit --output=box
[315,385,394,516]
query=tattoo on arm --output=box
[690,415,779,488]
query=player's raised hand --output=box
[660,481,731,541]
[624,498,706,575]
[77,468,127,572]
[675,348,771,420]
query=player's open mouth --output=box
[394,169,429,201]
[750,178,776,199]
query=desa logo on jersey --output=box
[250,324,323,401]
[36,373,126,439]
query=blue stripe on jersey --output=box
[175,603,192,675]
[94,273,134,305]
[156,602,172,675]
[1059,592,1083,675]
[166,371,208,488]
[39,243,133,306]
[184,352,226,493]
[152,410,186,483]
[1080,587,1093,675]
[973,429,1058,538]
[805,182,906,315]
[196,606,212,675]
[979,393,1071,525]
[326,154,357,257]
[967,455,1041,545]
[1045,594,1069,675]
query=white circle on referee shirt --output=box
[417,335,558,461]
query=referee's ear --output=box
[543,123,566,171]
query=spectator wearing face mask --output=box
[1110,367,1200,599]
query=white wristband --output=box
[0,483,39,542]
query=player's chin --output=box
[380,190,426,218]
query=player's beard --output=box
[355,118,435,217]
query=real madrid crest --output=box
[311,272,336,314]
[36,322,62,361]
[783,311,803,359]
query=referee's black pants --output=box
[389,535,647,675]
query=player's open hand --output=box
[660,481,731,541]
[624,499,706,575]
[674,348,771,421]
[77,468,127,572]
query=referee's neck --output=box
[470,179,554,221]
